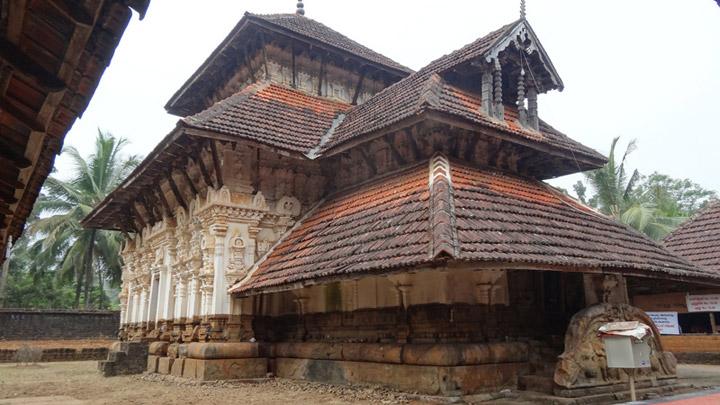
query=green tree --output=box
[573,137,716,240]
[24,130,139,308]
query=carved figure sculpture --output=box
[554,303,676,389]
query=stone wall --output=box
[0,309,120,340]
[0,347,109,363]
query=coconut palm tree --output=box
[574,137,687,241]
[25,130,139,308]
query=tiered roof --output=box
[664,201,720,273]
[231,156,713,296]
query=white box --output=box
[603,335,651,368]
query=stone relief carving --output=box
[554,303,676,390]
[276,196,301,217]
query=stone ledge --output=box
[274,357,527,396]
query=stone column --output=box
[210,224,228,315]
[155,266,166,322]
[175,275,188,321]
[125,281,134,325]
[148,274,158,326]
[132,289,140,324]
[140,286,149,324]
[160,265,174,321]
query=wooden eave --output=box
[0,0,148,262]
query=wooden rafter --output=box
[0,136,32,168]
[155,186,172,217]
[0,38,66,91]
[193,148,214,189]
[181,166,199,196]
[131,202,147,230]
[351,67,367,105]
[48,0,94,25]
[358,145,377,176]
[138,195,157,224]
[209,140,224,188]
[404,128,421,160]
[166,172,187,211]
[0,99,45,133]
[384,134,407,166]
[317,52,326,96]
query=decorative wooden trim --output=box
[181,165,199,196]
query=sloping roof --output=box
[231,156,711,295]
[0,0,148,261]
[318,20,605,167]
[247,13,412,74]
[165,12,411,116]
[663,201,720,273]
[183,82,351,155]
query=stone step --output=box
[519,374,556,395]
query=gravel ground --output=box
[1,361,719,404]
[0,361,417,404]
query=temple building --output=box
[84,4,720,397]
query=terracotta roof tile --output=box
[231,157,711,295]
[663,201,720,273]
[319,21,605,166]
[182,82,351,154]
[248,14,413,74]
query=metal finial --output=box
[296,0,305,16]
[520,0,526,19]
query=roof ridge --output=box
[416,73,444,111]
[428,153,459,259]
[245,12,413,73]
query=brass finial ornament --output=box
[520,0,526,19]
[296,0,305,16]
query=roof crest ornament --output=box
[296,0,305,16]
[520,0,526,19]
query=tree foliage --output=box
[2,130,139,309]
[574,137,716,240]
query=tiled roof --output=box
[231,156,710,295]
[247,13,413,74]
[182,82,351,155]
[663,201,720,273]
[321,20,605,165]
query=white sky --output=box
[56,0,720,195]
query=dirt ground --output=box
[1,361,720,405]
[0,361,415,404]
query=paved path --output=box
[636,389,720,404]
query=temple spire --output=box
[520,0,526,19]
[296,0,305,16]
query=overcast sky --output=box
[56,0,720,195]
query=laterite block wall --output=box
[0,309,120,340]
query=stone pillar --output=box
[160,266,174,321]
[175,275,188,321]
[210,224,228,315]
[148,275,158,326]
[187,274,201,321]
[140,286,149,323]
[125,282,134,325]
[132,289,140,324]
[155,267,166,322]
